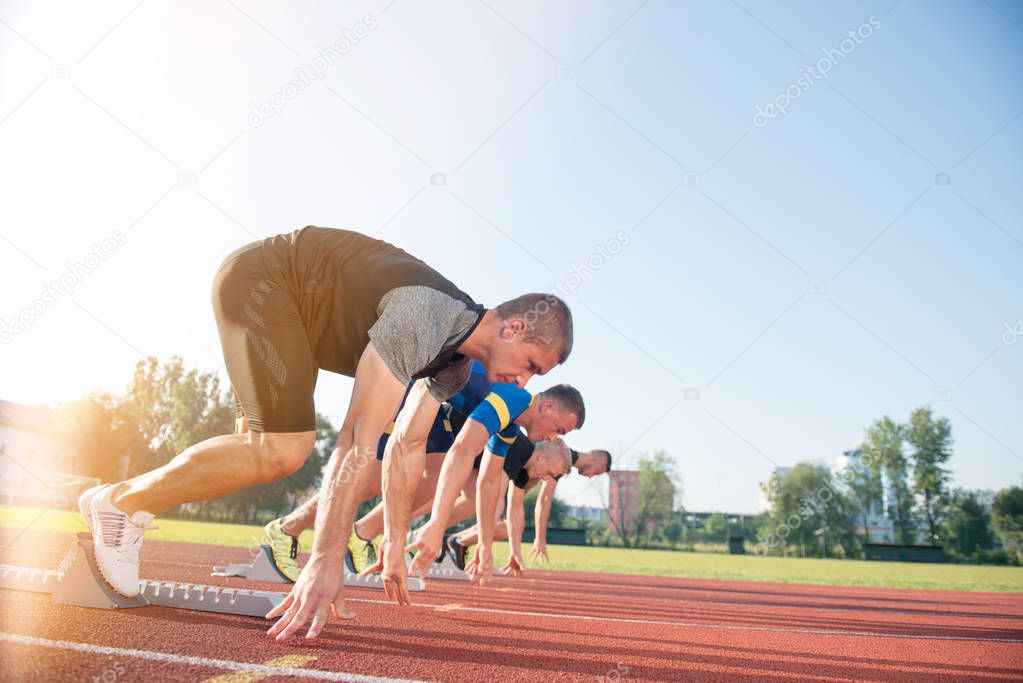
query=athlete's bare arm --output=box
[267,342,405,640]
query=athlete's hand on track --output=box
[265,555,352,641]
[466,543,494,586]
[379,537,412,607]
[405,520,444,579]
[501,551,525,577]
[529,541,549,564]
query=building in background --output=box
[565,505,604,524]
[760,453,902,543]
[832,448,895,543]
[0,399,95,508]
[608,469,674,535]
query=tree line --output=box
[55,356,334,524]
[756,407,1021,564]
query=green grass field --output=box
[2,505,1020,593]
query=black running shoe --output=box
[438,534,450,564]
[446,535,468,570]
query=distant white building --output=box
[0,399,95,507]
[832,448,896,543]
[565,506,604,523]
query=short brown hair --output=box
[537,384,585,428]
[495,293,573,363]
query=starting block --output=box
[211,544,425,592]
[212,545,293,583]
[1,532,285,617]
[419,552,468,581]
[0,565,63,593]
[415,550,507,580]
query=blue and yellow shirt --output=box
[447,361,533,457]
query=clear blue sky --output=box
[1,0,1020,512]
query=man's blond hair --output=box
[535,437,572,475]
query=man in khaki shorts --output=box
[78,226,574,642]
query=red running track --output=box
[1,530,1021,681]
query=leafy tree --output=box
[941,489,994,560]
[115,356,336,523]
[845,448,883,542]
[605,450,680,548]
[663,513,684,549]
[122,356,235,477]
[702,513,730,542]
[906,407,953,542]
[992,486,1023,563]
[861,416,916,544]
[523,483,568,528]
[761,463,858,558]
[53,393,139,482]
[874,417,916,545]
[631,451,680,547]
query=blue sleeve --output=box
[486,425,521,457]
[466,383,533,439]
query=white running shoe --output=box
[77,483,107,523]
[82,485,156,597]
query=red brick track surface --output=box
[1,530,1021,682]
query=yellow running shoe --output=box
[346,526,377,574]
[262,518,300,582]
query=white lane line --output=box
[343,597,1023,644]
[0,632,435,683]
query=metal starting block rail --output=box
[0,532,285,617]
[420,552,469,581]
[408,551,507,581]
[211,544,426,592]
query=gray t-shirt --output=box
[368,286,480,401]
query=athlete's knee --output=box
[257,431,315,482]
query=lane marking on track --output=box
[204,655,317,682]
[425,580,1023,619]
[0,632,435,683]
[342,598,1023,644]
[433,603,462,612]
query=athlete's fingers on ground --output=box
[383,576,402,605]
[274,603,312,642]
[265,591,294,620]
[331,597,356,620]
[397,580,410,606]
[306,609,330,639]
[467,564,482,585]
[267,601,305,639]
[266,598,298,636]
[383,576,410,606]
